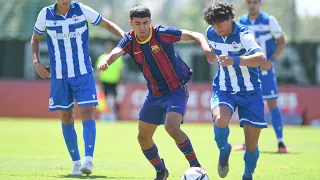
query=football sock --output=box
[214,124,230,157]
[62,122,80,162]
[270,107,283,142]
[243,148,260,178]
[177,137,200,167]
[142,144,165,171]
[82,120,96,159]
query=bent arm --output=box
[240,51,266,67]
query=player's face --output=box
[56,0,72,9]
[130,17,152,39]
[246,0,260,14]
[212,17,233,37]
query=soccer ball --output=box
[181,167,209,180]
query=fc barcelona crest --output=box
[151,45,160,53]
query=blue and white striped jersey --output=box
[206,21,262,92]
[238,11,283,59]
[34,2,102,79]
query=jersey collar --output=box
[52,2,75,16]
[135,26,153,44]
[231,20,240,35]
[247,10,263,22]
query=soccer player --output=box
[98,4,214,180]
[203,1,267,180]
[235,0,289,153]
[31,0,124,176]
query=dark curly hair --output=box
[130,4,151,20]
[203,0,235,25]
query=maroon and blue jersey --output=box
[117,26,192,96]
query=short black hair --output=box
[130,4,151,20]
[203,0,235,25]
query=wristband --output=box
[233,56,240,66]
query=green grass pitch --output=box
[0,118,319,180]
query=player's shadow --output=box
[104,177,146,179]
[57,175,143,179]
[259,151,300,155]
[57,175,107,179]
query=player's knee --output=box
[213,114,229,128]
[164,123,180,137]
[137,132,151,144]
[79,107,94,120]
[60,110,74,124]
[267,99,278,109]
[246,143,258,152]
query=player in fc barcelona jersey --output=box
[98,4,215,180]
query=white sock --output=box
[73,160,82,165]
[277,138,283,143]
[85,156,93,162]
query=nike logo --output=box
[220,147,225,150]
[171,105,180,108]
[134,51,142,55]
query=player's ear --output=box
[129,20,133,28]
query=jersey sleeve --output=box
[240,30,262,55]
[79,3,102,26]
[157,27,182,44]
[237,16,243,24]
[269,15,283,39]
[33,9,46,35]
[116,33,133,55]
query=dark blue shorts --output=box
[139,84,188,125]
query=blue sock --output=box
[62,123,80,161]
[177,137,199,167]
[214,124,230,157]
[270,107,283,142]
[142,144,165,171]
[243,148,260,178]
[82,120,96,158]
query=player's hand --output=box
[218,55,234,66]
[260,60,273,71]
[34,62,50,78]
[204,48,217,64]
[97,60,109,71]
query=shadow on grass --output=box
[259,151,300,155]
[56,175,144,179]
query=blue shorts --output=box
[139,85,188,125]
[49,72,98,111]
[211,90,267,128]
[260,68,278,100]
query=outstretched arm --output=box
[180,30,217,64]
[99,18,125,38]
[80,3,124,38]
[97,47,125,71]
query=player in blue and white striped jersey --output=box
[236,0,289,153]
[204,1,266,180]
[31,0,124,176]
